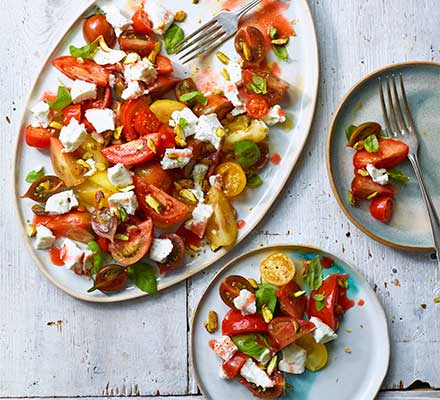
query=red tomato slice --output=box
[219,275,255,308]
[175,224,202,249]
[158,233,185,274]
[246,94,269,118]
[351,175,397,199]
[131,9,153,34]
[108,217,153,266]
[97,236,110,253]
[268,317,315,350]
[134,108,161,136]
[370,195,394,222]
[63,104,82,125]
[120,96,151,141]
[157,124,176,154]
[52,56,110,87]
[222,352,249,379]
[240,371,285,399]
[33,212,93,243]
[133,177,189,226]
[155,55,174,75]
[135,161,174,193]
[222,309,268,336]
[353,138,409,169]
[25,125,54,148]
[101,133,161,166]
[147,76,180,97]
[276,281,307,319]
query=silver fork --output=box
[379,74,440,264]
[173,0,262,64]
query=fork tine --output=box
[179,30,227,63]
[236,0,261,18]
[379,77,392,137]
[175,24,221,55]
[385,77,400,135]
[173,19,218,54]
[390,74,408,132]
[181,33,229,64]
[399,74,417,131]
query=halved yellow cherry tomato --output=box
[215,162,247,197]
[295,334,329,372]
[260,252,296,286]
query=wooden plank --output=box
[378,391,440,399]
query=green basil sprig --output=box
[179,91,207,106]
[305,256,323,291]
[255,283,277,314]
[46,86,72,110]
[128,262,158,294]
[25,167,45,183]
[363,134,379,153]
[69,42,99,60]
[246,76,268,95]
[164,23,185,54]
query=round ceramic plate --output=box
[327,62,440,251]
[14,0,319,301]
[192,245,389,400]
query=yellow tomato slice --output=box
[215,162,247,197]
[150,99,186,123]
[260,252,296,286]
[296,334,329,372]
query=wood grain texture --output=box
[1,0,440,397]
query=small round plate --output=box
[191,244,389,400]
[327,62,440,251]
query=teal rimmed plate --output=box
[191,244,389,400]
[327,62,440,251]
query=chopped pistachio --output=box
[353,140,364,150]
[344,347,352,354]
[357,169,369,177]
[266,355,277,376]
[148,41,162,64]
[147,138,156,153]
[76,159,91,170]
[49,121,63,130]
[179,189,198,204]
[294,290,306,297]
[345,329,352,333]
[347,190,356,206]
[271,37,289,45]
[118,206,128,222]
[115,233,129,241]
[247,278,259,289]
[204,310,218,333]
[293,320,299,333]
[26,223,37,237]
[145,195,162,213]
[366,191,379,200]
[174,125,187,147]
[221,68,230,81]
[268,27,278,40]
[174,10,187,22]
[120,185,135,192]
[216,51,230,65]
[434,296,440,303]
[114,126,123,140]
[242,42,252,61]
[262,304,273,323]
[215,127,225,138]
[97,35,112,52]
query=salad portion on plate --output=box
[20,1,295,295]
[205,252,354,398]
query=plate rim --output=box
[13,0,320,302]
[326,61,440,252]
[190,243,390,400]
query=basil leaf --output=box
[234,140,261,168]
[269,27,278,40]
[178,117,188,128]
[164,23,185,54]
[363,134,379,153]
[179,91,207,106]
[345,125,357,141]
[46,86,72,110]
[347,190,356,206]
[128,262,157,294]
[388,169,410,184]
[25,167,45,183]
[246,76,267,94]
[315,294,326,312]
[232,334,270,362]
[255,283,277,314]
[312,293,325,302]
[273,44,288,61]
[86,240,104,275]
[247,174,263,188]
[305,256,323,291]
[69,42,99,60]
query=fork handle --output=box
[408,153,440,262]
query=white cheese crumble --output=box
[310,316,338,344]
[124,59,157,85]
[108,191,138,215]
[210,335,238,361]
[191,163,208,202]
[45,190,79,215]
[71,80,97,104]
[34,225,56,250]
[60,238,84,270]
[240,359,274,388]
[101,5,131,37]
[192,202,213,223]
[59,118,87,153]
[169,108,199,137]
[233,289,257,315]
[149,238,174,263]
[278,343,307,374]
[121,81,146,100]
[263,105,287,126]
[93,48,127,65]
[85,108,115,133]
[226,61,243,85]
[31,101,51,128]
[366,163,389,185]
[161,148,193,170]
[107,163,133,188]
[143,2,175,35]
[83,158,97,177]
[194,114,224,150]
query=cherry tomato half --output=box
[63,104,82,125]
[158,233,185,274]
[118,29,156,57]
[276,281,307,320]
[246,94,270,118]
[134,108,162,136]
[268,317,316,350]
[131,9,153,34]
[21,175,65,202]
[219,275,255,308]
[83,14,116,48]
[215,162,247,197]
[370,195,393,222]
[155,55,174,75]
[25,125,54,149]
[91,265,128,293]
[135,161,174,193]
[240,371,285,399]
[351,175,397,200]
[242,69,289,106]
[234,26,266,65]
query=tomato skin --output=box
[193,94,233,120]
[33,212,94,243]
[155,55,174,75]
[353,138,409,170]
[83,14,116,48]
[120,96,151,141]
[222,352,249,379]
[158,233,185,274]
[108,218,153,266]
[240,371,285,399]
[135,161,174,193]
[134,108,161,136]
[133,177,189,226]
[219,275,255,308]
[268,317,316,350]
[276,281,307,319]
[175,224,202,249]
[370,195,393,222]
[242,69,289,106]
[246,94,270,118]
[234,26,266,66]
[52,56,110,87]
[351,175,397,199]
[25,125,54,148]
[131,9,153,34]
[97,236,110,253]
[222,309,268,336]
[101,133,161,166]
[148,76,180,97]
[63,104,82,125]
[157,124,176,154]
[118,29,156,57]
[93,265,128,292]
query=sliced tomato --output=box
[242,69,289,106]
[97,236,110,253]
[63,104,82,125]
[246,94,269,118]
[92,265,128,293]
[155,55,173,75]
[308,274,352,331]
[120,96,151,141]
[234,26,266,66]
[351,175,397,200]
[133,177,189,226]
[370,195,394,222]
[157,124,176,154]
[353,138,409,169]
[193,94,233,119]
[101,132,161,166]
[118,29,156,57]
[25,125,54,148]
[33,212,93,243]
[276,281,307,319]
[268,317,316,350]
[240,371,285,399]
[222,352,249,379]
[219,275,255,308]
[131,9,153,34]
[148,76,180,97]
[175,224,202,249]
[83,14,116,48]
[134,107,161,136]
[158,233,185,274]
[50,137,86,187]
[135,161,174,193]
[52,56,109,87]
[222,309,268,336]
[108,217,153,266]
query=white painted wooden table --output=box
[1,0,440,399]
